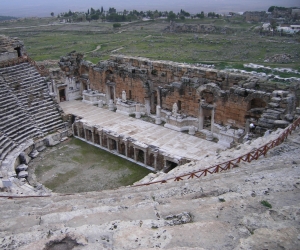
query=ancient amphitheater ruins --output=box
[0,35,300,249]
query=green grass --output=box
[261,200,272,208]
[1,17,299,70]
[34,138,152,192]
[44,169,79,191]
[35,164,55,178]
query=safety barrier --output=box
[133,117,300,187]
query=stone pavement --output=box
[60,101,225,161]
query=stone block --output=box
[19,152,31,165]
[268,102,280,108]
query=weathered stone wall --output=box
[59,54,299,130]
[0,35,25,62]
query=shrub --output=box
[113,23,121,28]
[261,200,272,208]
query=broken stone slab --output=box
[271,97,281,103]
[36,146,46,152]
[261,113,280,120]
[45,136,60,146]
[284,114,294,122]
[29,149,39,158]
[19,152,31,164]
[2,179,12,188]
[259,118,275,124]
[268,102,280,108]
[16,164,28,171]
[165,212,192,226]
[273,120,290,128]
[18,171,28,178]
[60,137,68,142]
[265,109,283,114]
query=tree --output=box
[270,19,278,36]
[167,11,177,21]
[50,12,54,17]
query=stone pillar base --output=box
[188,126,195,135]
[155,117,162,125]
[206,132,213,141]
[135,112,141,119]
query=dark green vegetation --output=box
[0,15,299,69]
[32,138,151,193]
[261,200,272,208]
[0,16,17,21]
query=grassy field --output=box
[30,138,152,193]
[1,16,299,71]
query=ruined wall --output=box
[0,35,25,62]
[59,54,299,130]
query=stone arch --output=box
[245,92,270,121]
[105,70,114,82]
[196,83,222,102]
[197,83,220,130]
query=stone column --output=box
[71,123,75,136]
[198,102,204,130]
[108,99,114,111]
[99,134,102,146]
[91,130,95,144]
[135,104,141,119]
[76,124,80,137]
[144,150,147,165]
[124,141,128,157]
[157,87,161,107]
[144,98,150,115]
[211,106,215,133]
[153,152,158,170]
[83,128,87,140]
[134,147,137,161]
[245,119,250,133]
[155,105,162,125]
[163,157,167,172]
[116,139,119,153]
[107,137,110,149]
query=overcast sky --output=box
[0,0,299,17]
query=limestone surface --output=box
[0,128,299,249]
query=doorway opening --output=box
[164,160,178,173]
[59,88,66,102]
[14,47,22,57]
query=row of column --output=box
[74,123,159,170]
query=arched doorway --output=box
[246,98,267,121]
[200,90,215,130]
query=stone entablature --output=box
[73,120,189,172]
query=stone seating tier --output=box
[0,131,299,249]
[0,62,64,163]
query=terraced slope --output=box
[0,128,299,249]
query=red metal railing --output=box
[133,117,300,187]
